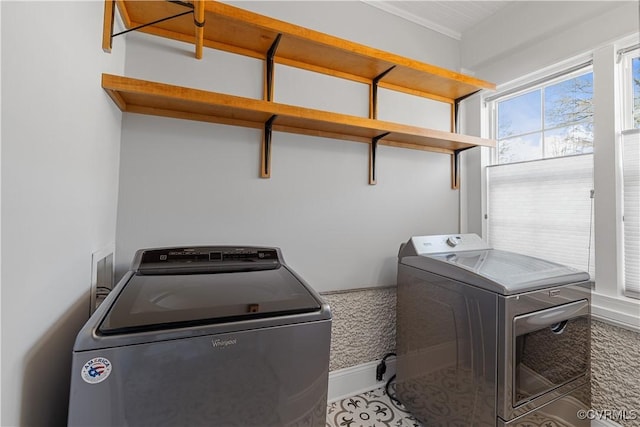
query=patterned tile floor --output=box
[326,385,576,427]
[326,386,423,427]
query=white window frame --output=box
[482,40,640,331]
[619,44,640,303]
[619,44,640,131]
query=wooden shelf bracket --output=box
[102,0,116,53]
[261,115,278,178]
[369,132,390,185]
[194,0,206,59]
[265,34,282,102]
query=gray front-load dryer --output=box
[68,246,331,427]
[397,234,591,426]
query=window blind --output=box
[487,154,595,277]
[623,131,640,298]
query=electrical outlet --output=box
[91,245,115,314]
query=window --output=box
[621,47,640,299]
[482,39,640,329]
[486,65,595,276]
[496,69,593,164]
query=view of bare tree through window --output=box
[496,71,594,164]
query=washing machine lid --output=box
[99,265,321,335]
[401,249,590,295]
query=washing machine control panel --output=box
[404,234,491,256]
[135,246,281,273]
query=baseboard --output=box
[327,358,397,403]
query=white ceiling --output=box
[362,1,512,40]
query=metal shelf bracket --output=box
[370,132,390,185]
[261,115,278,178]
[265,34,283,101]
[453,89,481,133]
[370,66,396,119]
[451,146,474,190]
[110,1,194,40]
[451,90,482,189]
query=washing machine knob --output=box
[446,236,460,247]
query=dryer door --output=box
[512,299,590,406]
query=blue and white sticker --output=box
[81,357,112,384]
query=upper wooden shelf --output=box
[113,0,495,102]
[102,73,495,155]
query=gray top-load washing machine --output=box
[68,246,331,427]
[397,234,591,427]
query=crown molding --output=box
[361,1,462,40]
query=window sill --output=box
[591,291,640,332]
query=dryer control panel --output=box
[399,234,491,257]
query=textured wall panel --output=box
[592,320,640,427]
[321,287,396,371]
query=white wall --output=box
[0,2,125,425]
[115,1,462,292]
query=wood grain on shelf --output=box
[114,1,495,101]
[102,74,495,155]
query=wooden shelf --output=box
[103,1,497,187]
[102,74,495,186]
[103,73,494,153]
[110,1,495,102]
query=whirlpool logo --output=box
[211,338,237,349]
